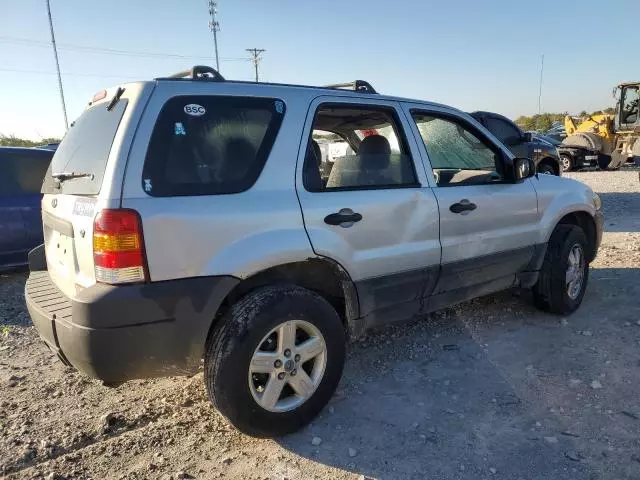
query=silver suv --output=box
[25,66,603,437]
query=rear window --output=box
[142,95,285,196]
[47,99,128,195]
[0,149,53,195]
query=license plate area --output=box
[46,229,76,280]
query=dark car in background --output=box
[470,111,561,175]
[0,147,53,269]
[530,133,601,172]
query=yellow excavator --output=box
[563,82,639,169]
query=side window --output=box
[303,105,418,191]
[18,154,52,194]
[143,96,285,197]
[0,152,51,196]
[621,86,639,124]
[412,112,504,187]
[485,117,521,146]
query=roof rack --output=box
[156,65,225,82]
[324,80,377,94]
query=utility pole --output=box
[45,0,68,131]
[208,0,220,71]
[246,48,266,82]
[538,53,544,115]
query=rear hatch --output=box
[40,86,140,298]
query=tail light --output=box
[93,209,148,284]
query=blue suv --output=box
[0,147,53,269]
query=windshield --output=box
[46,99,128,195]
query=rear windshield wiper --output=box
[52,171,95,183]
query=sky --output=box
[1,0,639,140]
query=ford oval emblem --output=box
[51,199,58,208]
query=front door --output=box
[405,106,539,309]
[296,96,441,325]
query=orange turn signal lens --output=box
[93,233,139,252]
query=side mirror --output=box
[522,132,533,142]
[514,157,536,181]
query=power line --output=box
[0,67,142,79]
[0,35,248,62]
[246,48,265,82]
[45,0,68,131]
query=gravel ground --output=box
[1,169,639,480]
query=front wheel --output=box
[533,225,589,314]
[560,154,573,172]
[204,285,346,437]
[537,162,557,175]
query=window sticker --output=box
[275,100,284,114]
[184,104,206,116]
[174,122,186,135]
[144,179,153,192]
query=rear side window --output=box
[48,99,128,195]
[484,117,521,146]
[0,149,52,195]
[142,96,285,196]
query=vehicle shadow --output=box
[598,192,640,233]
[275,267,640,480]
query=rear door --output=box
[296,96,441,324]
[405,105,539,308]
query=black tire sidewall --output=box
[556,233,589,311]
[560,154,573,172]
[538,163,556,175]
[535,225,589,314]
[206,286,346,437]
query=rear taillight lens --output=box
[93,209,147,284]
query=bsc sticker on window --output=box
[144,179,152,192]
[174,122,186,135]
[275,100,284,114]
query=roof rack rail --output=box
[156,65,225,82]
[324,80,377,94]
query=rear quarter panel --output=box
[121,82,318,281]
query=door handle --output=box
[324,208,363,226]
[449,199,477,214]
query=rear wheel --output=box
[204,285,346,437]
[533,225,589,314]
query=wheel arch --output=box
[206,258,361,347]
[538,156,561,175]
[555,211,598,262]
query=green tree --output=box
[0,134,60,147]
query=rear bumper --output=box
[25,259,238,382]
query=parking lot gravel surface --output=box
[1,169,639,480]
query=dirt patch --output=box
[1,170,639,480]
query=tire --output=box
[560,154,573,172]
[533,225,589,315]
[537,162,556,175]
[204,285,346,437]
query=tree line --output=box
[515,108,616,132]
[0,134,61,148]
